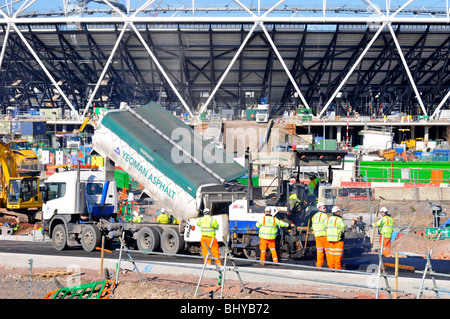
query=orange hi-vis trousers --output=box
[315,236,327,268]
[201,236,222,267]
[259,238,278,265]
[379,237,392,257]
[326,241,344,269]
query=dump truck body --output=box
[43,102,248,253]
[92,102,247,221]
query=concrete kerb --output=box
[0,234,50,242]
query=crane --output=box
[64,0,128,16]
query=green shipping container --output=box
[319,139,337,150]
[246,109,256,120]
[114,169,130,189]
[297,108,312,115]
[94,107,108,116]
[237,177,259,186]
[359,162,450,183]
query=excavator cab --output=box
[6,176,41,211]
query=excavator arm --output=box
[0,141,19,204]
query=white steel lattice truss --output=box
[2,0,450,118]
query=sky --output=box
[12,0,450,16]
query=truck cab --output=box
[66,135,82,149]
[42,169,117,220]
[255,104,269,123]
[42,168,118,251]
[6,176,41,211]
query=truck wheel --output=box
[161,227,184,254]
[243,248,258,260]
[152,225,164,238]
[52,224,68,251]
[136,227,160,253]
[81,224,102,252]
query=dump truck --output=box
[42,102,248,253]
[43,102,371,259]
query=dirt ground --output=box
[0,265,413,300]
[0,199,449,299]
[335,198,448,229]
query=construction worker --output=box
[372,207,394,257]
[156,208,170,224]
[288,192,300,212]
[132,211,142,223]
[307,173,320,204]
[197,208,222,267]
[171,215,180,225]
[256,207,290,265]
[312,202,328,267]
[325,206,346,270]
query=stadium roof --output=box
[1,0,450,119]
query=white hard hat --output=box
[380,207,388,213]
[332,206,341,213]
[160,208,166,213]
[264,206,271,212]
[317,202,325,209]
[203,208,211,214]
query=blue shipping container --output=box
[15,121,46,135]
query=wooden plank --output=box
[384,263,415,271]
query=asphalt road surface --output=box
[1,239,449,279]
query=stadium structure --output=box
[1,0,450,121]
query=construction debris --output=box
[36,270,76,278]
[44,279,115,299]
[391,231,450,258]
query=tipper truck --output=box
[43,102,248,253]
[43,102,371,259]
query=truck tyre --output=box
[136,227,160,253]
[81,224,102,252]
[161,227,184,254]
[52,224,68,251]
[152,225,164,238]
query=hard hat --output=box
[203,208,211,214]
[380,207,388,213]
[317,202,325,209]
[160,208,166,213]
[264,206,272,214]
[331,206,341,213]
[133,211,138,217]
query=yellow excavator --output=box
[0,140,42,215]
[6,139,39,167]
